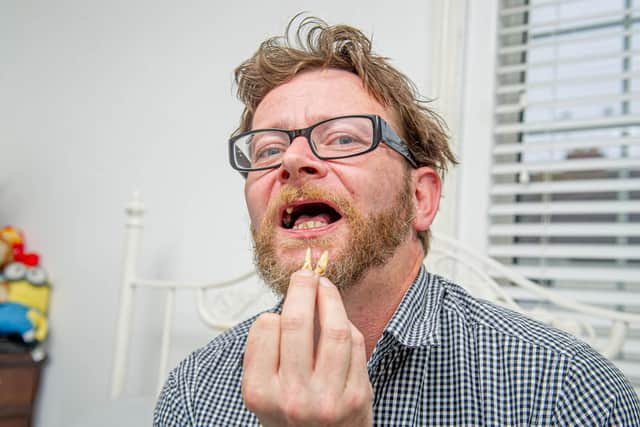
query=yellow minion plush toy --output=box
[0,260,50,344]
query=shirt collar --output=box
[267,265,444,351]
[380,265,444,348]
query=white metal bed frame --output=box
[111,193,640,400]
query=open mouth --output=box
[281,201,342,230]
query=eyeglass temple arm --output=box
[380,120,418,168]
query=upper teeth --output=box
[286,207,293,214]
[293,221,326,230]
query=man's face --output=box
[244,69,415,294]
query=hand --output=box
[242,268,373,426]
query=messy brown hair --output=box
[233,15,457,253]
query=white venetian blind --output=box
[492,0,640,386]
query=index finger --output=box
[279,268,319,383]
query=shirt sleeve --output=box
[153,368,192,427]
[553,343,640,426]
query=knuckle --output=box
[280,314,307,332]
[281,393,310,423]
[242,384,271,413]
[324,325,351,342]
[316,394,340,424]
[251,313,280,332]
[345,387,373,411]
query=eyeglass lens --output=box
[233,116,374,170]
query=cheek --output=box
[368,182,400,210]
[244,181,269,228]
[245,170,284,228]
[345,163,406,212]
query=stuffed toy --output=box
[0,228,50,346]
[0,240,9,271]
[0,226,23,270]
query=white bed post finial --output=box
[111,191,145,399]
[125,191,145,227]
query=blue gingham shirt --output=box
[154,267,640,426]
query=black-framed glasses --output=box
[228,114,417,172]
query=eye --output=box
[313,118,372,150]
[335,135,356,145]
[26,266,47,285]
[4,262,26,281]
[255,146,286,160]
[322,132,367,147]
[248,132,289,164]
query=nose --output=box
[277,135,328,183]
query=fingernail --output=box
[319,277,333,287]
[302,247,312,270]
[297,268,314,277]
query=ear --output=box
[411,167,441,232]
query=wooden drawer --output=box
[0,353,45,427]
[0,416,30,427]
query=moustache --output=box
[261,183,357,228]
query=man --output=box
[155,17,640,426]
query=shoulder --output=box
[435,275,580,355]
[433,275,640,424]
[554,342,640,425]
[195,314,256,364]
[174,312,258,378]
[153,313,260,426]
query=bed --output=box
[105,192,640,423]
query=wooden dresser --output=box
[0,352,45,427]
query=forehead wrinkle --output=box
[251,69,391,130]
[255,111,338,131]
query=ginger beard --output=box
[251,171,414,295]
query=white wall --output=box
[0,1,439,426]
[456,0,498,252]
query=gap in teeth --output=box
[282,207,294,228]
[283,213,292,227]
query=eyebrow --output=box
[254,114,337,130]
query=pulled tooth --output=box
[314,250,329,276]
[302,247,312,270]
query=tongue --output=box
[293,213,332,228]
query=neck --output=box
[340,239,424,359]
